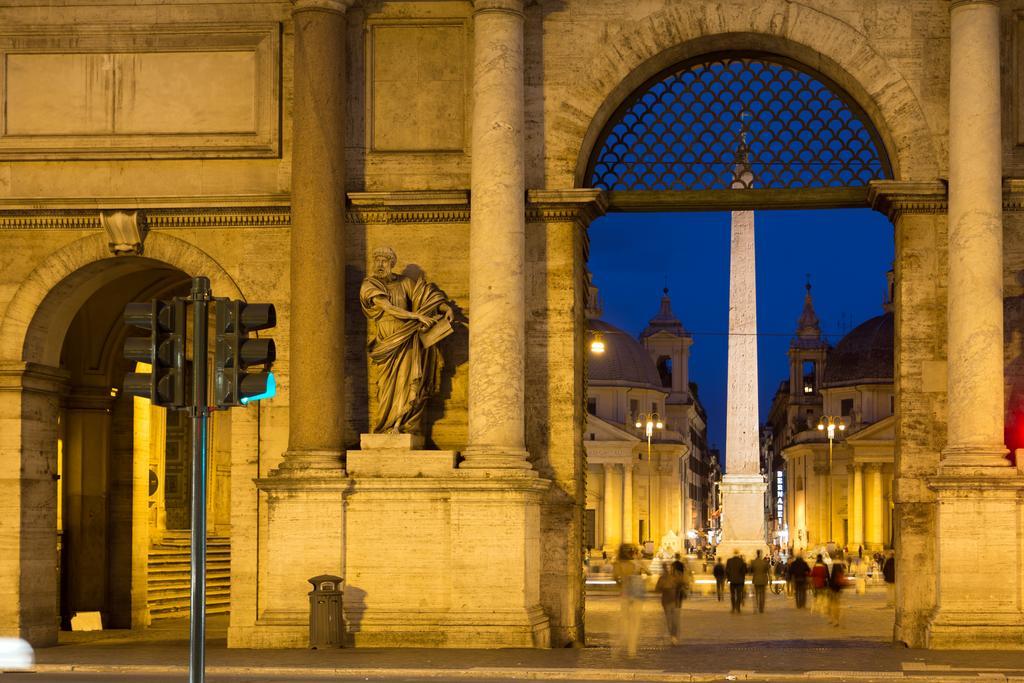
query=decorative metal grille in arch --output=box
[586,52,892,191]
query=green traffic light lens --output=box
[240,372,276,405]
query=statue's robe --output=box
[359,273,447,434]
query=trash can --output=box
[308,575,344,648]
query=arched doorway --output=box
[575,48,906,644]
[0,233,245,643]
[58,263,191,629]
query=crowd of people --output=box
[608,542,896,653]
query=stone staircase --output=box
[147,531,230,620]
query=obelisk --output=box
[718,120,768,560]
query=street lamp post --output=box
[635,412,663,548]
[817,415,846,543]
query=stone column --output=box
[719,204,767,557]
[944,0,1006,471]
[462,0,531,470]
[284,0,352,470]
[864,464,883,550]
[926,0,1024,648]
[848,463,863,548]
[602,463,621,551]
[622,464,634,544]
[248,0,353,647]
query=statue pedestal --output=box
[343,436,551,647]
[346,433,456,477]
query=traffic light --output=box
[123,299,187,408]
[214,300,277,407]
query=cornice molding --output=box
[526,189,608,226]
[0,206,290,230]
[347,190,470,224]
[0,362,70,395]
[867,180,947,221]
[1002,179,1024,211]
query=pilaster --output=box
[0,362,68,646]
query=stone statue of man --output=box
[359,247,455,435]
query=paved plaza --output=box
[21,587,1024,682]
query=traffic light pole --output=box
[189,276,211,683]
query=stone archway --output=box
[0,232,245,645]
[564,21,944,647]
[542,2,940,188]
[0,231,244,367]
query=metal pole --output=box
[189,276,211,683]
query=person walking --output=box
[827,556,849,626]
[725,550,747,614]
[712,557,726,602]
[810,554,829,615]
[882,550,895,607]
[655,560,688,645]
[749,549,771,613]
[612,544,649,657]
[789,552,811,608]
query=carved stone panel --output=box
[0,24,280,159]
[367,20,468,152]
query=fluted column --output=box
[865,464,884,549]
[462,0,530,470]
[944,0,1007,472]
[285,0,353,469]
[622,464,634,544]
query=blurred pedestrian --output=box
[810,553,829,614]
[827,556,850,626]
[612,544,649,657]
[779,556,792,596]
[656,561,688,645]
[725,550,747,614]
[712,557,726,602]
[789,552,811,608]
[750,549,770,613]
[882,550,895,607]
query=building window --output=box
[890,395,895,415]
[802,360,816,394]
[587,397,597,415]
[629,399,639,420]
[840,398,853,417]
[657,356,672,388]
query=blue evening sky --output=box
[587,208,893,458]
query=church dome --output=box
[822,312,893,387]
[589,319,664,390]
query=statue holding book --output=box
[359,246,456,435]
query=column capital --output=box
[472,0,525,15]
[863,462,883,474]
[292,0,356,15]
[949,0,999,10]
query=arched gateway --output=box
[0,0,1020,654]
